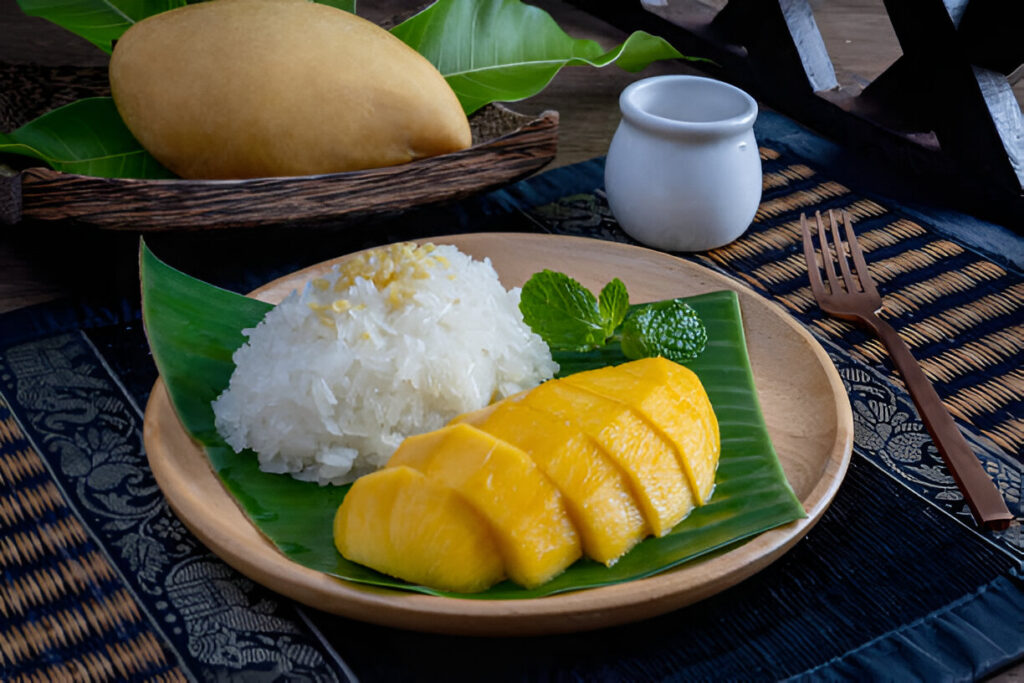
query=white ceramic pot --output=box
[605,75,762,252]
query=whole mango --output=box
[109,0,472,179]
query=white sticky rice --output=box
[212,242,557,485]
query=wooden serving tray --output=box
[0,104,557,230]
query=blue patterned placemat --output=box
[1,110,1022,681]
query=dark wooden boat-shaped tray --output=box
[0,104,558,230]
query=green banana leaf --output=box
[0,98,175,178]
[392,0,687,114]
[141,242,805,599]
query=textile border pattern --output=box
[0,331,347,681]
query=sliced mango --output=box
[517,381,694,536]
[458,401,647,566]
[564,358,720,503]
[334,358,721,593]
[388,423,581,588]
[333,465,504,593]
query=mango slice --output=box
[334,466,504,593]
[564,358,720,503]
[517,381,694,536]
[619,357,721,458]
[388,423,581,588]
[458,401,647,566]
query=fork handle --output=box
[867,316,1013,530]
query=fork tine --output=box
[829,210,858,293]
[815,211,841,294]
[800,213,827,302]
[842,210,880,298]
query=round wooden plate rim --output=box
[143,233,854,636]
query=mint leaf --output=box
[620,299,707,362]
[519,270,606,351]
[598,278,629,337]
[521,272,707,362]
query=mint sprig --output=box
[621,299,707,362]
[518,270,623,351]
[519,270,707,362]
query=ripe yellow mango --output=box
[333,466,504,593]
[109,0,471,179]
[519,381,694,536]
[388,423,581,588]
[564,358,720,503]
[457,401,647,566]
[333,359,720,593]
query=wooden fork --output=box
[801,210,1013,531]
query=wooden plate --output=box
[2,105,557,230]
[143,233,854,635]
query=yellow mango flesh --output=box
[333,466,504,593]
[388,423,581,588]
[109,0,471,179]
[619,357,721,456]
[518,381,694,536]
[564,358,720,503]
[457,401,647,566]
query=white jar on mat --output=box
[605,75,762,252]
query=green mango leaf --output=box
[16,0,186,53]
[0,97,175,178]
[16,0,355,53]
[315,0,356,11]
[141,241,805,599]
[391,0,687,114]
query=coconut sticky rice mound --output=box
[212,242,558,486]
